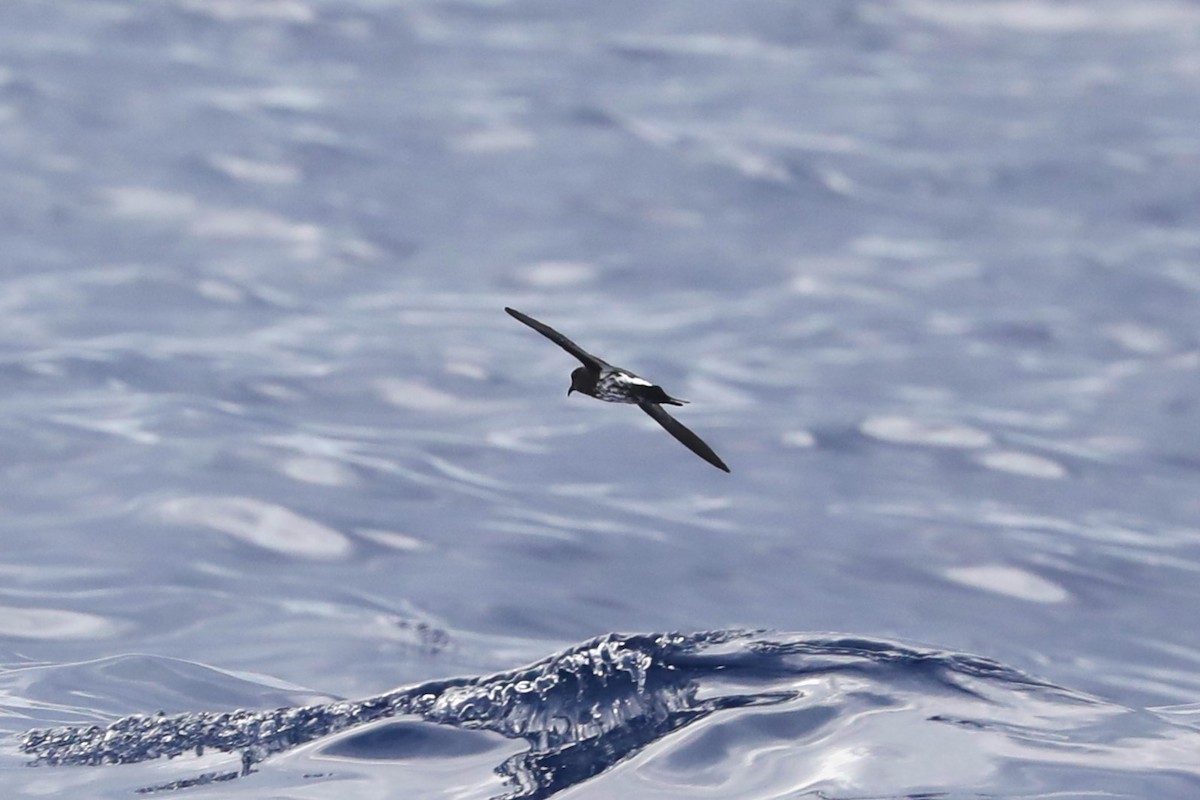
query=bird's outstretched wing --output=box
[639,402,730,473]
[505,307,609,370]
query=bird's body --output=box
[571,366,684,406]
[505,307,729,472]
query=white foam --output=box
[207,154,301,186]
[944,565,1069,603]
[189,209,321,247]
[356,528,427,552]
[976,450,1067,480]
[781,429,816,448]
[103,185,324,257]
[1103,323,1172,355]
[196,279,247,304]
[514,260,597,288]
[376,378,476,412]
[250,381,304,401]
[445,361,489,380]
[903,0,1200,33]
[860,416,993,448]
[0,605,119,640]
[49,413,160,444]
[160,496,352,559]
[178,0,315,23]
[851,235,944,260]
[207,85,324,113]
[281,456,357,487]
[103,186,198,221]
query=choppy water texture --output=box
[2,0,1200,797]
[16,632,1200,798]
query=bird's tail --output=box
[645,386,687,406]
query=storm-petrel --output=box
[505,307,730,472]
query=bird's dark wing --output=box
[505,307,608,370]
[639,403,730,473]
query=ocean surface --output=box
[2,1,1200,797]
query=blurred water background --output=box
[2,0,1200,797]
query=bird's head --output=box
[568,367,588,397]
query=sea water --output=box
[2,1,1199,797]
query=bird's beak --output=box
[566,387,574,397]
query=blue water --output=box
[2,1,1200,797]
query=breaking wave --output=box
[19,631,1200,798]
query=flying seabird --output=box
[505,306,730,472]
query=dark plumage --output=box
[505,307,730,472]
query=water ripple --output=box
[18,631,1200,798]
[158,496,353,560]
